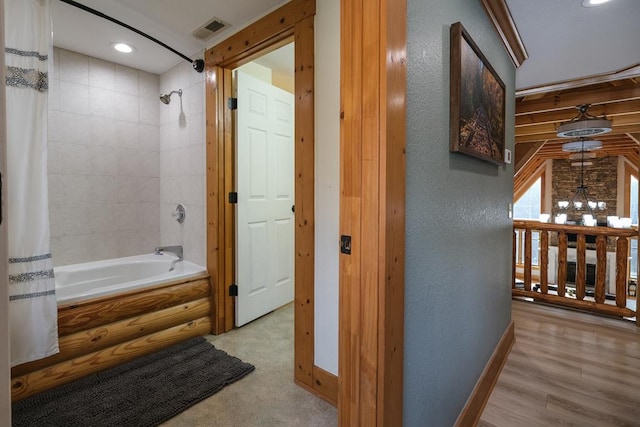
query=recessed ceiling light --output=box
[111,42,135,53]
[581,0,612,7]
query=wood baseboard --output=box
[454,320,515,427]
[295,365,337,407]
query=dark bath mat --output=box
[12,336,255,427]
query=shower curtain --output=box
[5,0,59,366]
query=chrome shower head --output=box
[159,89,182,105]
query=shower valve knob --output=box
[172,204,186,224]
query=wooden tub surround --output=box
[11,274,212,401]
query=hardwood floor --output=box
[479,299,640,427]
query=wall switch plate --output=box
[504,148,512,164]
[508,202,513,219]
[340,235,351,254]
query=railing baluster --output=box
[616,237,629,309]
[557,231,567,298]
[540,230,548,294]
[595,235,607,304]
[512,221,637,321]
[576,234,586,301]
[524,228,532,291]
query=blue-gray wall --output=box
[404,0,515,425]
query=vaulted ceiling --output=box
[514,69,640,194]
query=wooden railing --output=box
[513,220,638,326]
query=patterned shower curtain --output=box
[5,0,58,366]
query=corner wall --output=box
[314,0,340,376]
[159,60,206,267]
[405,1,515,424]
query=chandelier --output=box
[556,138,606,225]
[556,104,612,138]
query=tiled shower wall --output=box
[48,48,161,266]
[158,60,206,267]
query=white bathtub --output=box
[55,253,207,305]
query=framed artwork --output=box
[450,21,506,165]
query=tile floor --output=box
[162,304,337,426]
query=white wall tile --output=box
[89,116,117,147]
[89,87,115,118]
[49,49,162,265]
[115,120,140,149]
[88,145,116,176]
[55,111,90,145]
[115,64,139,95]
[139,71,159,99]
[139,97,159,125]
[89,57,115,91]
[59,81,89,115]
[51,48,60,80]
[188,84,204,116]
[114,93,139,122]
[139,124,160,151]
[58,49,89,85]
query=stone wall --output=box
[552,156,618,225]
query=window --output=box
[514,177,541,266]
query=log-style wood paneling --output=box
[12,298,211,377]
[11,317,211,401]
[11,276,213,401]
[57,278,210,335]
[339,0,406,425]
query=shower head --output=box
[159,89,182,105]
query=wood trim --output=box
[454,321,515,427]
[480,0,528,67]
[204,0,322,400]
[516,63,640,98]
[514,141,545,178]
[311,366,338,405]
[339,0,406,425]
[512,289,636,318]
[205,0,315,67]
[293,14,316,389]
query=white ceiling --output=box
[51,0,640,89]
[505,0,640,90]
[51,0,288,75]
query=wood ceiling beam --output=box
[515,140,545,177]
[515,63,640,98]
[516,100,640,127]
[515,112,640,137]
[515,124,640,144]
[516,82,640,115]
[627,132,640,145]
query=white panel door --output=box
[236,70,294,327]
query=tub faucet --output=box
[154,245,183,261]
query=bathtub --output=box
[55,253,207,305]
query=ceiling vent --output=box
[192,17,229,41]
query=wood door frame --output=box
[204,0,337,403]
[338,0,406,425]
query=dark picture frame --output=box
[450,22,506,165]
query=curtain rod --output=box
[58,0,205,73]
